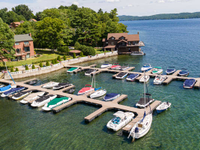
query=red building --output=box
[102,32,145,54]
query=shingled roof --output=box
[107,33,140,41]
[14,34,33,42]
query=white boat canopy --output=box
[113,111,126,119]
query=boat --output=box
[126,73,140,82]
[64,88,75,94]
[120,65,130,71]
[53,83,72,90]
[183,79,196,89]
[0,84,12,93]
[131,51,145,56]
[12,90,32,100]
[101,63,112,68]
[42,82,59,89]
[139,75,150,82]
[141,64,152,72]
[77,84,94,95]
[152,67,163,74]
[153,75,167,85]
[31,94,57,107]
[106,111,135,131]
[165,66,176,75]
[89,74,107,99]
[85,69,97,76]
[110,63,121,70]
[27,79,38,85]
[179,69,189,77]
[20,91,46,104]
[156,102,171,113]
[115,72,128,79]
[128,72,153,140]
[42,96,72,111]
[103,93,120,101]
[1,87,25,97]
[67,67,79,73]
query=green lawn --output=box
[95,48,110,54]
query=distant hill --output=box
[118,12,200,21]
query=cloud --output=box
[158,0,165,3]
[106,0,120,2]
[127,4,133,7]
[73,1,79,5]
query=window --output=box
[120,36,125,40]
[15,43,19,45]
[24,42,29,45]
[128,42,131,45]
[24,47,30,52]
[16,48,21,53]
[111,37,115,40]
[111,42,114,45]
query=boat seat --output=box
[138,124,143,128]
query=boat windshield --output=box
[112,117,121,124]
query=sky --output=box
[0,0,200,16]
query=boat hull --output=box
[103,94,120,101]
[90,90,107,99]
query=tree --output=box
[34,17,65,49]
[57,46,70,54]
[15,21,35,35]
[80,52,83,57]
[12,4,33,20]
[0,18,15,61]
[73,53,76,58]
[63,55,66,60]
[39,62,43,67]
[32,64,35,69]
[46,61,50,66]
[25,65,29,70]
[11,67,14,72]
[15,68,19,72]
[74,41,81,50]
[57,56,61,61]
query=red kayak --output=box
[110,64,121,70]
[77,84,94,95]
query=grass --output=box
[95,48,110,54]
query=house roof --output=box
[104,45,116,48]
[14,34,33,42]
[29,18,37,22]
[11,22,20,25]
[69,50,81,54]
[117,39,128,43]
[107,33,140,41]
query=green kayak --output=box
[67,67,78,72]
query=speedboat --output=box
[107,111,135,131]
[120,66,130,71]
[77,84,94,95]
[103,93,120,101]
[101,63,112,68]
[1,87,25,97]
[179,69,189,77]
[156,102,171,113]
[42,82,59,89]
[166,66,176,75]
[0,84,12,93]
[85,69,96,76]
[110,64,121,70]
[115,72,128,79]
[42,96,71,111]
[53,83,72,90]
[139,75,150,82]
[141,64,152,72]
[128,112,152,140]
[136,93,154,108]
[20,91,46,104]
[12,90,32,100]
[90,87,107,99]
[31,94,57,107]
[27,79,38,85]
[153,75,167,85]
[67,67,79,73]
[152,67,163,74]
[183,79,196,89]
[64,88,75,94]
[126,73,140,82]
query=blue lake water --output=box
[1,19,200,149]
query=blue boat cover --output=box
[179,70,189,75]
[104,93,118,100]
[95,87,101,91]
[0,85,11,92]
[3,87,25,95]
[184,79,195,87]
[166,69,175,73]
[127,74,139,79]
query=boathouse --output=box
[102,32,145,54]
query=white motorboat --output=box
[20,92,46,104]
[128,112,153,140]
[156,102,171,113]
[115,72,128,79]
[153,75,167,85]
[141,64,152,72]
[31,94,57,107]
[85,69,97,76]
[90,88,107,99]
[107,111,135,131]
[53,83,72,90]
[42,82,59,89]
[139,75,150,82]
[42,96,71,111]
[152,67,163,74]
[12,90,32,100]
[101,63,112,68]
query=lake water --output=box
[1,19,200,149]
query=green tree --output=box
[39,62,43,67]
[63,55,66,60]
[57,46,70,54]
[46,61,50,66]
[12,4,34,20]
[34,17,65,49]
[15,21,35,35]
[25,65,29,70]
[15,68,19,72]
[73,53,76,58]
[11,67,14,72]
[80,51,83,57]
[32,64,35,69]
[74,41,81,50]
[0,18,15,61]
[57,56,61,61]
[5,11,26,24]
